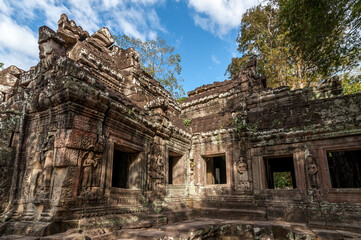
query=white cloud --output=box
[113,10,147,40]
[148,9,167,33]
[175,36,183,48]
[0,0,12,16]
[131,0,165,5]
[0,49,38,71]
[0,15,38,70]
[148,31,158,40]
[0,0,166,70]
[188,0,259,37]
[211,54,220,64]
[68,0,101,33]
[0,16,37,57]
[103,0,125,9]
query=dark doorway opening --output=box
[327,149,361,188]
[168,156,174,184]
[112,149,135,188]
[168,153,183,185]
[206,155,226,184]
[264,156,296,189]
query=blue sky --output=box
[0,0,260,94]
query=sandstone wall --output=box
[0,13,361,237]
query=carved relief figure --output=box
[236,156,250,189]
[236,156,248,174]
[30,160,43,197]
[306,151,319,189]
[40,133,55,194]
[81,152,98,191]
[155,153,164,178]
[148,152,165,192]
[125,48,140,67]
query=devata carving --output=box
[236,156,248,174]
[81,151,98,191]
[155,153,164,177]
[305,148,319,189]
[235,156,250,190]
[30,160,42,197]
[40,133,55,195]
[125,48,140,67]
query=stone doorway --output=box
[168,152,184,185]
[327,149,361,188]
[264,156,296,189]
[205,155,227,185]
[112,147,141,189]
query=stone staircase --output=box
[53,218,361,240]
[2,210,361,239]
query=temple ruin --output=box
[0,14,361,239]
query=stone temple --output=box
[0,14,361,239]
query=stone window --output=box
[327,149,361,188]
[112,149,139,189]
[206,155,227,184]
[264,156,296,189]
[168,153,184,185]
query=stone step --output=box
[1,222,51,237]
[160,218,222,234]
[0,235,39,240]
[40,228,113,240]
[117,229,176,240]
[115,219,318,240]
[161,208,196,224]
[198,207,267,221]
[311,228,361,240]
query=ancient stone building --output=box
[0,15,361,239]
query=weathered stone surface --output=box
[91,27,114,48]
[0,13,361,239]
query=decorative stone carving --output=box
[38,26,66,69]
[94,135,106,153]
[239,181,250,189]
[0,66,24,102]
[154,153,164,179]
[236,156,248,174]
[32,133,55,203]
[57,13,90,48]
[305,148,319,189]
[236,156,250,190]
[81,151,98,191]
[40,133,55,194]
[30,160,43,197]
[124,48,140,67]
[91,27,114,48]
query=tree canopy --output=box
[340,67,361,94]
[226,3,319,88]
[227,0,361,93]
[114,35,185,99]
[278,0,361,76]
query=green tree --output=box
[340,67,361,94]
[0,63,3,69]
[114,35,185,99]
[273,172,293,189]
[278,0,361,76]
[227,3,319,88]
